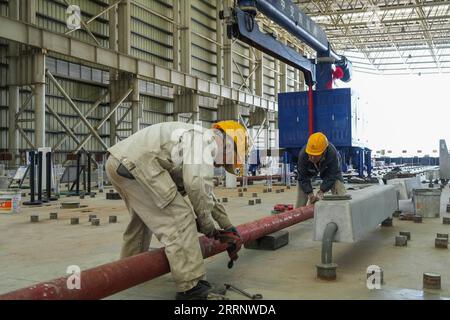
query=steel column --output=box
[34,82,46,148]
[0,205,314,300]
[8,0,20,166]
[131,77,140,133]
[117,0,131,54]
[180,0,192,74]
[8,86,20,165]
[216,0,223,85]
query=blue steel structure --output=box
[278,88,372,177]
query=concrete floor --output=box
[1,182,450,300]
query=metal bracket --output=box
[229,8,315,86]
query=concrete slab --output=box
[314,185,398,242]
[387,176,421,200]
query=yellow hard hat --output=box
[212,120,248,175]
[306,132,329,156]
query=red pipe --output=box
[0,205,314,300]
[308,84,314,136]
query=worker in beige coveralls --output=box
[106,121,247,300]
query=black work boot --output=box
[175,280,222,300]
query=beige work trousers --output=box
[106,156,205,292]
[295,180,347,208]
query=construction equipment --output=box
[224,283,263,300]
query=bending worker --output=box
[106,121,247,300]
[296,132,346,208]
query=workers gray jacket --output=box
[108,122,231,234]
[297,143,344,195]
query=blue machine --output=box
[279,88,372,177]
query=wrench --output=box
[224,283,263,300]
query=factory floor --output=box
[1,182,450,300]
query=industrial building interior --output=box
[0,0,450,301]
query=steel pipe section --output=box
[0,205,314,300]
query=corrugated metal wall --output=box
[0,0,306,165]
[191,0,217,82]
[131,0,174,68]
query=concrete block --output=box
[88,214,97,222]
[414,215,423,223]
[50,212,58,220]
[387,176,421,200]
[267,188,272,193]
[314,185,397,243]
[91,218,100,226]
[30,215,39,223]
[395,235,408,246]
[244,230,289,250]
[106,192,122,200]
[248,200,255,205]
[437,233,448,239]
[70,217,79,225]
[252,193,258,197]
[222,198,228,203]
[280,189,285,193]
[109,216,117,223]
[435,238,448,249]
[256,199,261,204]
[90,193,96,198]
[243,188,248,192]
[287,186,291,190]
[423,272,441,290]
[276,189,281,194]
[263,189,268,193]
[238,192,244,197]
[443,217,450,225]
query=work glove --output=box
[215,226,243,269]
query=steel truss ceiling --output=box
[285,0,450,75]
